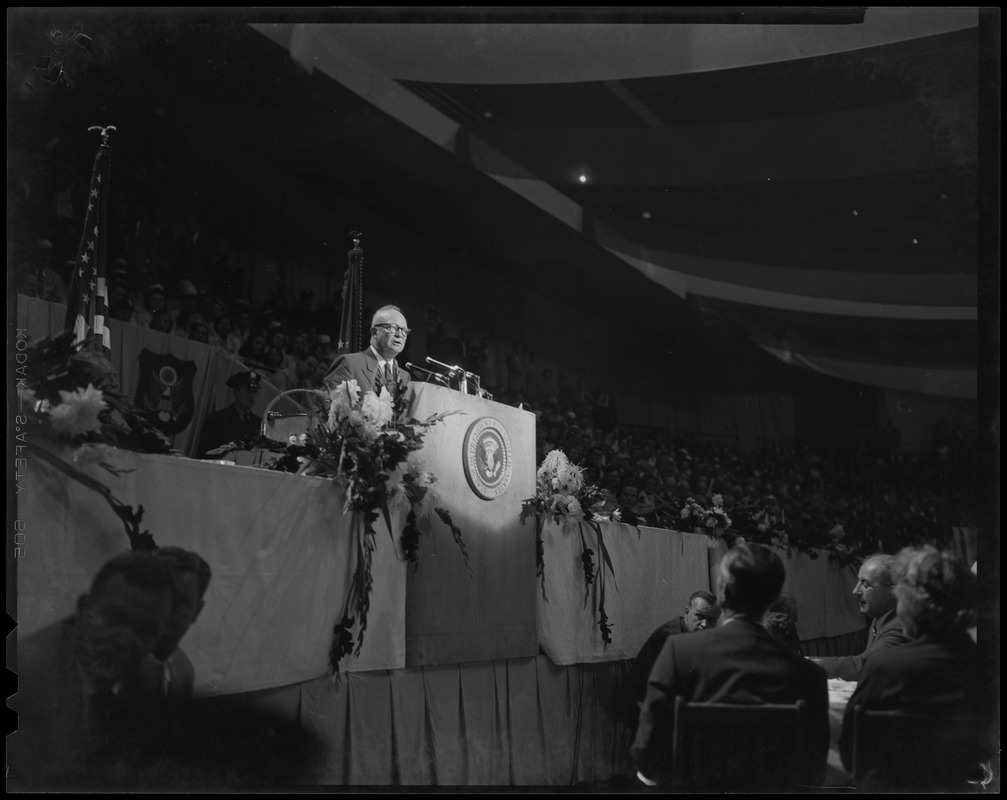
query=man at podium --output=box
[324,304,412,402]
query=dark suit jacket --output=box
[631,617,830,786]
[196,404,262,458]
[9,618,116,790]
[818,607,910,680]
[616,617,687,730]
[323,347,410,400]
[839,630,982,787]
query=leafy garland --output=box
[519,450,625,646]
[520,448,897,645]
[235,380,468,673]
[22,333,469,675]
[18,332,169,551]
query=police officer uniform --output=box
[196,370,263,458]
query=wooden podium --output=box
[405,383,539,667]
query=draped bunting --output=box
[18,446,407,693]
[251,15,981,400]
[253,10,978,85]
[17,294,284,456]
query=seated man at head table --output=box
[8,551,176,790]
[810,553,910,681]
[323,304,412,404]
[196,370,263,458]
[839,547,985,792]
[631,543,829,788]
[616,590,720,732]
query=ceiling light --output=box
[642,211,652,220]
[578,174,587,183]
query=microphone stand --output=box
[425,357,486,397]
[406,362,450,387]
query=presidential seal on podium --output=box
[463,416,513,500]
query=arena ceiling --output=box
[8,8,995,399]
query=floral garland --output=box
[677,493,733,538]
[664,490,884,568]
[18,331,165,551]
[520,450,625,646]
[250,379,467,673]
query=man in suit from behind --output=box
[812,553,910,680]
[632,542,830,789]
[323,304,412,403]
[616,590,719,731]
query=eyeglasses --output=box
[855,578,883,591]
[374,323,410,336]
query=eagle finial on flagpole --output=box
[87,124,117,147]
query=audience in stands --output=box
[12,183,976,557]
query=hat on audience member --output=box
[226,370,262,390]
[317,334,331,344]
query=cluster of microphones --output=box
[406,357,492,400]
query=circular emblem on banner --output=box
[463,417,513,500]
[158,365,179,386]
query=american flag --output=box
[64,127,114,359]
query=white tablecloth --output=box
[17,446,408,695]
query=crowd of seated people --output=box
[505,374,975,557]
[19,239,976,557]
[14,191,975,559]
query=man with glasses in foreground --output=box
[323,304,413,402]
[811,553,910,680]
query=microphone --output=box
[406,362,450,386]
[426,356,463,375]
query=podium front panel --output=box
[405,384,538,666]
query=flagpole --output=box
[338,231,364,355]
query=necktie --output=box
[379,361,393,391]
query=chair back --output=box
[671,696,805,792]
[260,389,324,442]
[852,707,978,791]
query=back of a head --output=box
[717,542,785,617]
[893,546,977,639]
[89,551,174,599]
[155,546,213,597]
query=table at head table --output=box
[825,679,857,788]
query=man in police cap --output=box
[196,370,262,458]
